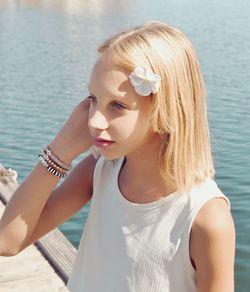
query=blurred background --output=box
[0,0,249,290]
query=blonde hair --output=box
[96,20,215,192]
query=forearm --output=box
[0,160,61,255]
[0,99,92,255]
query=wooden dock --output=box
[0,164,77,291]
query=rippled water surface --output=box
[0,0,249,290]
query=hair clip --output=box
[129,67,161,96]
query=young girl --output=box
[0,21,235,291]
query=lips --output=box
[94,137,115,148]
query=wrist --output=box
[47,143,74,165]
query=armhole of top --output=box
[93,155,105,187]
[181,192,231,278]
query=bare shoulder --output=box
[45,152,99,212]
[190,196,236,291]
[68,152,98,189]
[52,153,98,204]
[193,196,233,231]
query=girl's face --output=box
[87,56,158,160]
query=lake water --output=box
[0,0,249,290]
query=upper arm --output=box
[20,153,98,251]
[190,197,236,292]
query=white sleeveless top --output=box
[67,156,230,292]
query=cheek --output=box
[111,112,139,138]
[112,112,149,140]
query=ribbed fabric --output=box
[67,156,230,292]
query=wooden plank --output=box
[36,228,77,283]
[0,164,77,288]
[0,201,68,291]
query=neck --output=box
[122,134,176,196]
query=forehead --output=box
[88,56,136,100]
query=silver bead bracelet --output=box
[38,152,70,179]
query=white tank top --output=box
[67,156,230,292]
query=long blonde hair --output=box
[97,20,215,192]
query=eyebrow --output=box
[88,87,133,102]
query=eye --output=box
[87,95,97,103]
[112,102,127,110]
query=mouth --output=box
[94,137,115,148]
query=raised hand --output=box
[48,98,93,164]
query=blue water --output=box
[0,0,249,290]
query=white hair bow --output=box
[129,67,161,96]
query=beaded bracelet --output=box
[38,154,68,179]
[44,146,72,171]
[38,146,72,179]
[42,152,68,173]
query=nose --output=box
[88,109,109,131]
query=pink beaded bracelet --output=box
[38,146,72,179]
[38,154,68,179]
[43,146,72,171]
